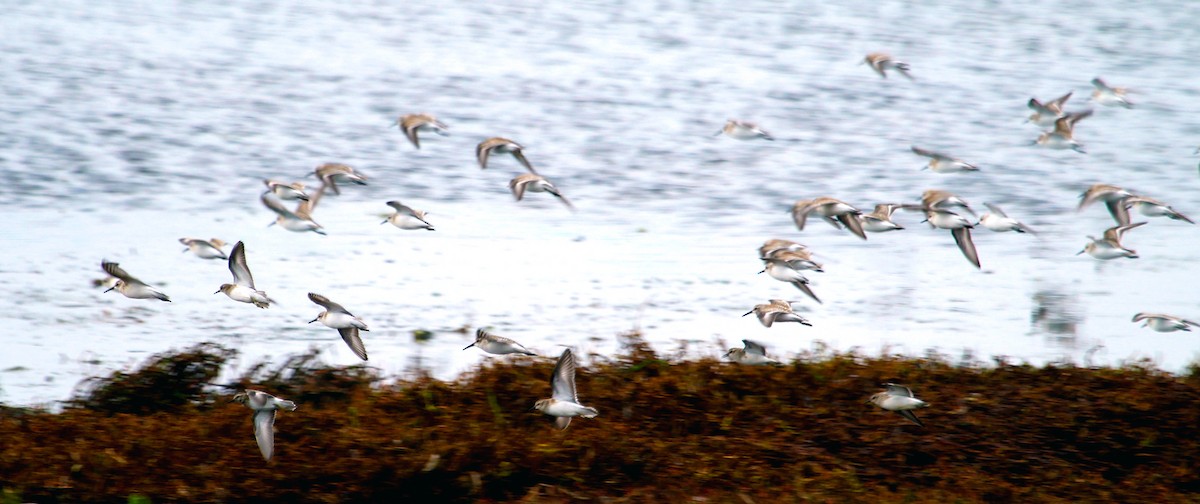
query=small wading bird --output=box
[232,389,297,462]
[1078,222,1145,260]
[262,179,309,201]
[509,173,574,210]
[179,237,229,260]
[1090,77,1132,108]
[395,113,449,149]
[261,183,327,235]
[923,208,981,269]
[910,146,979,174]
[1122,196,1193,224]
[760,260,822,304]
[978,203,1036,234]
[1078,183,1134,227]
[743,299,812,328]
[216,241,276,308]
[308,292,369,361]
[1035,109,1093,153]
[100,260,171,302]
[867,383,929,427]
[1132,313,1200,333]
[1026,91,1074,127]
[477,137,537,173]
[463,329,537,356]
[313,163,368,195]
[533,349,599,430]
[758,238,807,259]
[381,201,435,231]
[859,203,906,233]
[862,52,913,80]
[791,197,867,240]
[715,119,774,141]
[724,339,780,365]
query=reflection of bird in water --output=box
[1030,289,1079,338]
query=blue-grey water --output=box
[2,1,1199,407]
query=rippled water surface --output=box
[3,0,1200,406]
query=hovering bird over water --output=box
[262,182,327,235]
[724,339,780,365]
[1078,184,1134,227]
[791,197,868,240]
[862,52,913,80]
[867,383,929,427]
[308,292,369,361]
[100,260,171,302]
[395,113,449,149]
[978,203,1036,234]
[232,389,297,462]
[463,329,537,356]
[910,146,979,173]
[924,208,981,269]
[533,349,599,430]
[1035,110,1093,153]
[760,260,822,304]
[381,201,435,231]
[179,237,229,260]
[313,163,368,195]
[509,173,574,210]
[477,137,537,174]
[1078,222,1145,260]
[1123,196,1194,224]
[1026,91,1074,127]
[216,241,276,308]
[262,180,309,201]
[1132,313,1200,333]
[1090,77,1132,108]
[715,119,773,141]
[743,299,812,328]
[859,203,906,233]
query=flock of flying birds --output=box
[93,52,1195,460]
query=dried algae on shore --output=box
[3,333,1200,502]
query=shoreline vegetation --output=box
[3,333,1200,502]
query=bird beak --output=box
[1075,249,1085,255]
[213,289,221,295]
[756,269,765,274]
[308,317,319,324]
[463,343,475,350]
[104,286,116,293]
[742,310,753,317]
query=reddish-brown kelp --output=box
[3,333,1200,502]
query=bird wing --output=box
[896,409,925,427]
[742,339,768,356]
[260,191,300,219]
[951,228,981,269]
[101,260,144,285]
[1048,90,1073,112]
[554,416,572,430]
[983,203,1009,218]
[295,182,327,219]
[551,349,579,403]
[308,292,351,314]
[339,327,368,361]
[386,200,419,217]
[509,176,531,201]
[228,241,255,288]
[837,213,868,240]
[252,409,276,461]
[883,383,915,397]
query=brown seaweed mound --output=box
[3,334,1200,503]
